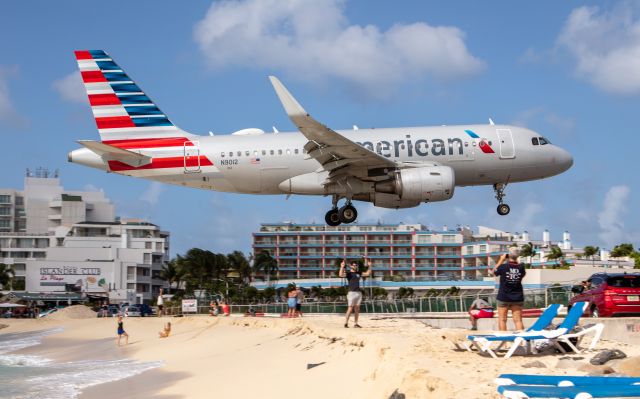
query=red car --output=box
[570,273,640,317]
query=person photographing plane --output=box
[339,257,372,328]
[490,247,525,331]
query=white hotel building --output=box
[0,169,169,303]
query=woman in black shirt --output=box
[491,247,526,331]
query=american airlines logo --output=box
[356,130,493,158]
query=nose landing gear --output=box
[324,195,358,226]
[494,183,510,216]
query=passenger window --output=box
[237,151,241,157]
[531,138,539,146]
[286,149,291,155]
[262,150,266,156]
[229,152,233,157]
[295,149,299,154]
[221,152,225,157]
[270,149,274,155]
[253,150,258,156]
[278,149,283,155]
[464,142,469,147]
[245,150,250,156]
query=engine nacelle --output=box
[375,165,455,202]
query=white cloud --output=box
[0,65,27,128]
[194,0,484,97]
[558,3,640,95]
[83,184,103,192]
[598,185,630,248]
[52,71,86,103]
[141,182,165,206]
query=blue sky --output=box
[0,0,638,256]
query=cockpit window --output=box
[538,137,550,145]
[531,137,539,146]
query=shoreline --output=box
[2,315,640,398]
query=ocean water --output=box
[0,328,162,399]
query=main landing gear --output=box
[325,195,358,226]
[494,183,510,216]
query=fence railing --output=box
[165,287,574,316]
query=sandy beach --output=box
[2,309,640,399]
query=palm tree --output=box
[160,258,185,293]
[227,251,251,284]
[583,246,599,267]
[611,243,634,258]
[545,246,565,267]
[519,242,535,266]
[0,263,15,291]
[254,251,278,286]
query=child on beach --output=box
[159,322,172,338]
[116,315,129,346]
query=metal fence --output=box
[165,286,573,316]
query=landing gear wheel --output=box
[497,204,510,216]
[325,209,341,226]
[339,204,358,224]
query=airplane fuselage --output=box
[71,123,573,196]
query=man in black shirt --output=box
[339,258,372,328]
[491,247,526,331]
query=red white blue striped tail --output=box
[74,50,192,142]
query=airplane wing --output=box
[77,140,152,168]
[269,76,396,180]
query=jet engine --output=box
[374,165,455,203]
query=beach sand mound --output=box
[47,305,96,320]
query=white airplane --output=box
[69,50,573,226]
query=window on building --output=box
[442,235,456,243]
[417,235,431,243]
[15,196,23,206]
[0,220,10,228]
[145,242,152,249]
[466,245,473,254]
[0,195,10,203]
[479,244,487,253]
[143,253,151,264]
[0,207,10,216]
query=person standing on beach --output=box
[490,247,526,331]
[295,286,304,318]
[157,288,165,316]
[339,257,371,328]
[286,286,297,318]
[116,315,129,346]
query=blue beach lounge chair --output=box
[471,302,603,358]
[495,374,640,398]
[464,303,563,354]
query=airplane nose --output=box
[556,147,573,172]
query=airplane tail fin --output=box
[74,50,193,143]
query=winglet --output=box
[269,76,308,118]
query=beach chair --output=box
[464,303,563,354]
[495,374,640,398]
[471,302,604,359]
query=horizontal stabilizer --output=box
[77,140,152,167]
